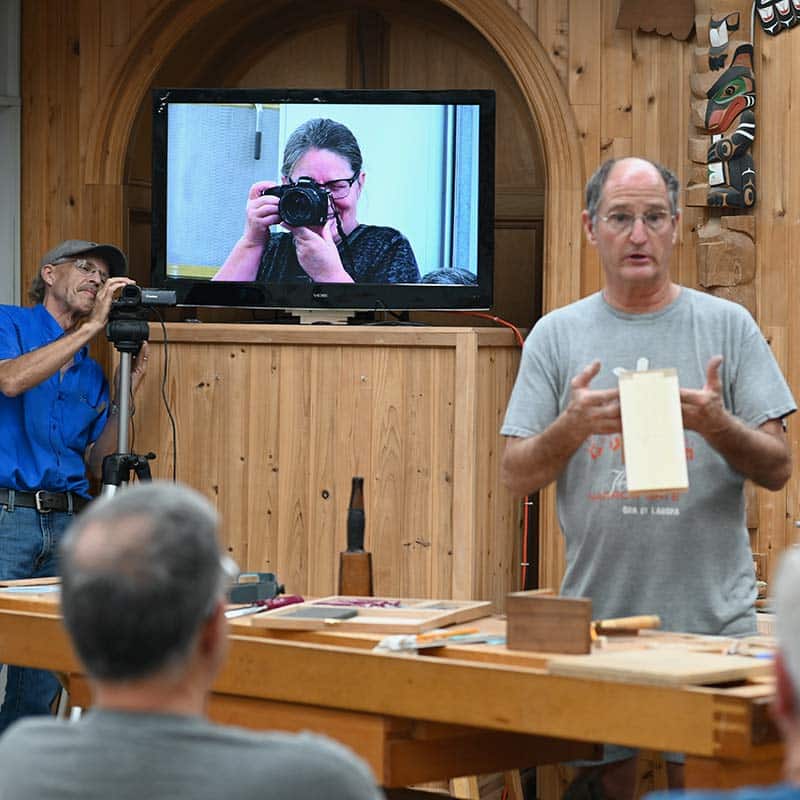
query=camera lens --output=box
[278,183,330,227]
[120,285,142,304]
[279,189,314,226]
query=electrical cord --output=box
[452,309,532,590]
[151,308,178,482]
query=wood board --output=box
[249,596,493,633]
[618,368,689,495]
[546,647,773,686]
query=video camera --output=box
[260,176,331,227]
[112,284,177,310]
[107,285,177,354]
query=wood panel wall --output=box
[132,325,521,608]
[19,0,800,601]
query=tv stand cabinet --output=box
[136,324,522,608]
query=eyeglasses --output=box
[55,258,110,285]
[298,172,360,200]
[597,210,675,235]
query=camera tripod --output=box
[101,310,156,497]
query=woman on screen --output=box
[213,118,421,285]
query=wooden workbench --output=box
[0,587,783,791]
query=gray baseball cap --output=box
[40,239,128,277]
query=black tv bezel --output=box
[150,87,495,311]
[150,87,495,313]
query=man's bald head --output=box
[585,157,680,222]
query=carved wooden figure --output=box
[616,0,695,39]
[708,12,740,69]
[700,43,756,208]
[757,0,800,35]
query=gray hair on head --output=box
[584,157,680,221]
[59,481,225,682]
[775,547,800,710]
[281,118,363,180]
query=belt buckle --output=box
[34,490,52,513]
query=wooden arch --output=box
[83,0,584,316]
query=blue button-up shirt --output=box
[0,304,109,497]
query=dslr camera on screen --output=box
[260,176,331,227]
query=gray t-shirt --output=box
[0,709,384,800]
[502,289,796,636]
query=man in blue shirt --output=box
[0,239,149,733]
[648,546,800,799]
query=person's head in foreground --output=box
[773,546,800,785]
[60,480,231,709]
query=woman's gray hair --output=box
[282,118,363,179]
[59,481,226,682]
[585,157,680,221]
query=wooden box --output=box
[505,590,592,654]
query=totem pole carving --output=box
[690,7,756,211]
[690,1,756,315]
[708,12,740,67]
[756,0,800,34]
[704,43,756,208]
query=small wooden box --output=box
[505,590,592,654]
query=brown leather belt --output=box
[0,489,91,514]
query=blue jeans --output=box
[571,744,685,766]
[0,503,74,733]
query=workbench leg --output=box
[449,776,480,799]
[503,770,524,800]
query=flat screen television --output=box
[150,87,495,322]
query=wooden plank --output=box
[573,103,602,296]
[547,648,772,686]
[275,345,312,595]
[618,369,688,494]
[249,597,493,634]
[452,332,479,599]
[568,0,601,105]
[475,346,522,607]
[601,0,633,146]
[757,327,791,586]
[431,347,456,599]
[371,347,408,595]
[403,348,436,599]
[307,345,343,596]
[536,0,569,87]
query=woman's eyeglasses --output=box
[310,172,360,200]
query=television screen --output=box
[151,87,495,319]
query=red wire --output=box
[452,310,530,590]
[454,310,525,347]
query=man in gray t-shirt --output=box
[0,482,383,800]
[501,157,795,797]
